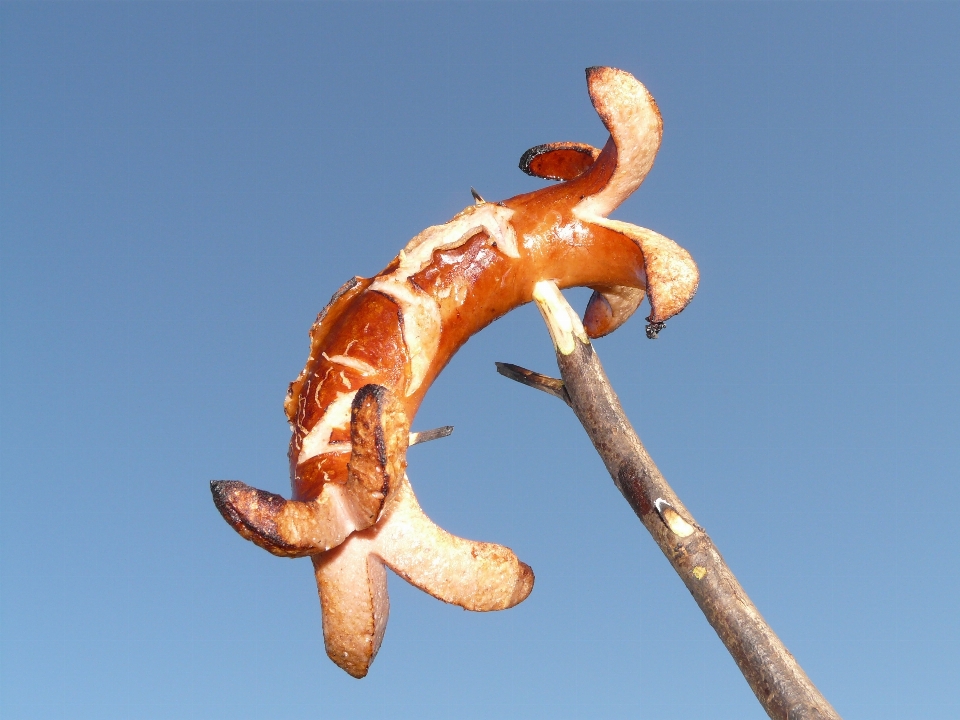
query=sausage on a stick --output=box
[212,67,698,677]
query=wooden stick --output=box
[497,282,841,720]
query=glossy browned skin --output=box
[210,66,698,678]
[287,146,645,502]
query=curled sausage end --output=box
[212,479,369,558]
[637,230,700,324]
[312,475,534,676]
[346,384,409,526]
[313,540,389,678]
[588,218,699,331]
[212,384,410,558]
[583,286,647,339]
[576,67,663,218]
[376,476,536,612]
[519,142,601,181]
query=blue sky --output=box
[1,2,958,718]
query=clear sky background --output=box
[1,2,958,718]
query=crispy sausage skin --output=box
[210,67,699,677]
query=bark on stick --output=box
[496,284,841,720]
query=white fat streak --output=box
[323,353,377,377]
[369,278,441,396]
[480,204,520,259]
[395,203,518,276]
[298,390,357,465]
[370,203,517,396]
[532,280,588,356]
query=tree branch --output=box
[498,282,841,720]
